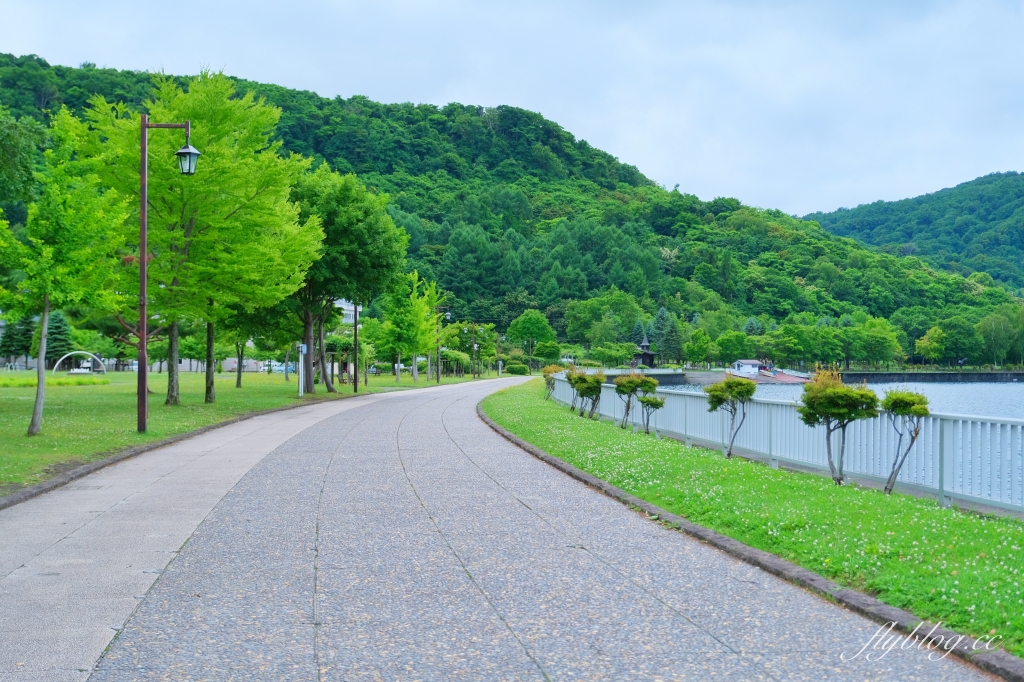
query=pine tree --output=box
[10,317,36,364]
[44,311,75,365]
[537,273,561,308]
[0,318,33,362]
[630,320,646,345]
[651,307,673,359]
[496,250,522,293]
[662,320,684,363]
[743,317,765,335]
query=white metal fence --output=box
[552,375,1024,514]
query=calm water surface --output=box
[669,381,1024,420]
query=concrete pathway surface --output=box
[0,390,390,682]
[2,379,992,680]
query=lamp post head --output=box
[175,138,201,175]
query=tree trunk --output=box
[27,295,49,436]
[166,321,180,405]
[884,421,920,494]
[412,350,419,382]
[284,348,290,382]
[235,341,244,388]
[725,408,737,457]
[836,426,848,484]
[302,310,316,395]
[205,321,215,404]
[727,404,749,457]
[318,318,336,393]
[824,424,840,483]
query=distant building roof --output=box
[734,359,761,365]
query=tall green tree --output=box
[915,327,946,364]
[630,319,646,345]
[684,328,711,365]
[42,310,74,364]
[0,108,127,434]
[977,313,1013,366]
[650,307,672,360]
[289,164,407,394]
[715,330,748,364]
[85,72,320,404]
[379,272,437,383]
[507,309,555,367]
[0,104,46,204]
[937,316,982,365]
[0,315,34,366]
[660,319,685,363]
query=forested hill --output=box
[1,53,1018,360]
[805,172,1024,289]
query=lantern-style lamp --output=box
[175,138,201,175]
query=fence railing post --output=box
[684,394,691,447]
[939,417,953,508]
[769,403,778,469]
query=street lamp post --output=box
[470,323,477,378]
[137,114,200,433]
[352,302,360,394]
[434,306,450,383]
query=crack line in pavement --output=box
[311,394,394,681]
[85,398,384,681]
[393,389,553,682]
[438,391,746,660]
[85,394,385,681]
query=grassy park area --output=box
[482,379,1024,657]
[0,369,480,492]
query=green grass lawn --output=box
[482,379,1024,657]
[0,368,484,490]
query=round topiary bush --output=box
[505,363,528,375]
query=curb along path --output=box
[79,378,993,680]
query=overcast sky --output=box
[2,0,1022,215]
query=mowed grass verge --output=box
[0,369,482,490]
[481,379,1024,657]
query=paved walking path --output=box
[0,391,390,682]
[2,379,992,680]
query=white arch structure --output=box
[52,351,108,375]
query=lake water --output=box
[667,382,1024,421]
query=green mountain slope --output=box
[0,53,1017,356]
[805,172,1024,289]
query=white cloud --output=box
[2,0,1023,214]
